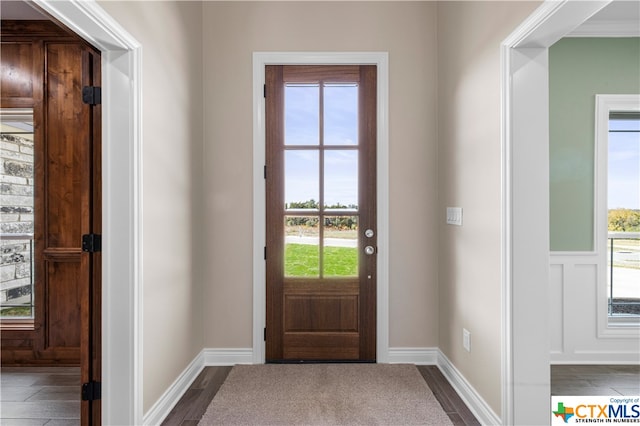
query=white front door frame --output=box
[252,52,389,364]
[501,1,611,424]
[32,1,143,424]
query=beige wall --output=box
[201,2,439,349]
[436,1,540,415]
[97,1,204,412]
[96,0,548,418]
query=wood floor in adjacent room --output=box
[0,366,80,425]
[551,365,640,396]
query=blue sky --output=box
[284,84,359,208]
[283,89,639,211]
[609,118,640,210]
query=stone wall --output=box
[1,133,34,307]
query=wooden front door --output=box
[1,20,102,425]
[265,65,377,362]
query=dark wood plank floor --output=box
[418,365,481,426]
[162,365,480,426]
[551,364,640,396]
[161,366,232,426]
[0,366,81,425]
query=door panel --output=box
[1,20,102,425]
[46,261,82,347]
[37,42,90,360]
[283,282,360,332]
[41,42,88,358]
[266,65,377,362]
[0,43,35,99]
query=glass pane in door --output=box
[324,150,358,210]
[284,216,319,277]
[285,150,319,210]
[0,109,35,319]
[324,83,358,146]
[285,84,319,146]
[323,216,358,277]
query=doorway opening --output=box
[1,7,102,425]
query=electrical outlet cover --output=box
[463,328,471,352]
[446,207,463,226]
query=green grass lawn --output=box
[285,243,357,277]
[0,306,32,317]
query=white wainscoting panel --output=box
[550,253,640,363]
[549,263,565,356]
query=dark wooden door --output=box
[1,21,102,425]
[265,65,377,362]
[80,47,102,426]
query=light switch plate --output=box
[446,207,463,226]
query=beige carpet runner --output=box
[198,363,453,425]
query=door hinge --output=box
[263,84,266,98]
[264,246,267,260]
[264,327,266,341]
[81,381,101,401]
[264,165,267,179]
[82,234,102,253]
[82,86,102,105]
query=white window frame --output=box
[595,94,640,337]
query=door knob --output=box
[365,229,374,238]
[364,246,376,255]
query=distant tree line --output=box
[286,200,358,230]
[608,208,640,232]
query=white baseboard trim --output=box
[437,351,501,426]
[143,348,254,425]
[387,347,439,364]
[143,350,205,426]
[203,348,254,366]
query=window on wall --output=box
[0,109,35,321]
[596,95,640,330]
[607,112,640,319]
